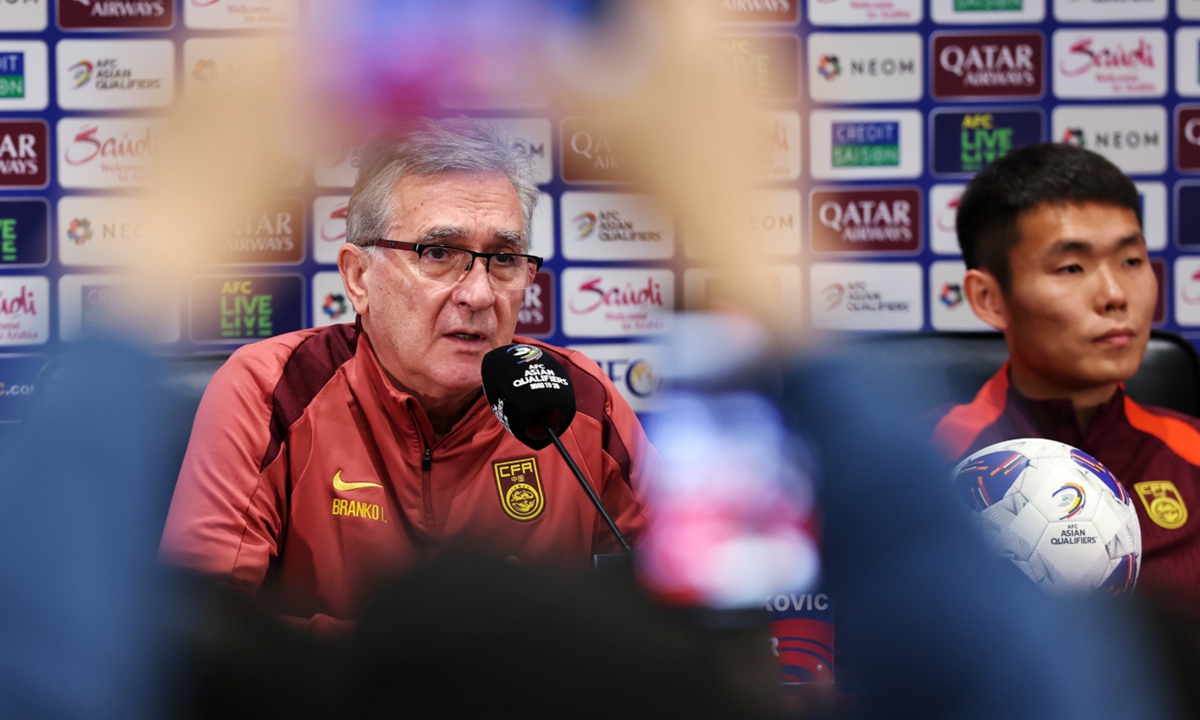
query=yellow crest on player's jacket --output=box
[1133,480,1188,530]
[493,457,545,522]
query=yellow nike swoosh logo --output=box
[332,470,383,492]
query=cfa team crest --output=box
[509,345,543,364]
[1133,480,1188,530]
[493,457,545,522]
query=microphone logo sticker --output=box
[493,457,545,522]
[509,344,543,363]
[512,362,569,390]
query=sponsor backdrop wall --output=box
[0,0,1196,421]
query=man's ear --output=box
[338,243,371,315]
[963,268,1009,332]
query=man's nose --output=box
[1096,263,1128,313]
[451,257,497,310]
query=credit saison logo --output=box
[932,109,1044,176]
[190,275,303,343]
[831,121,899,167]
[811,187,920,253]
[933,33,1043,99]
[955,0,1021,10]
[0,53,24,99]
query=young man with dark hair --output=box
[930,142,1200,610]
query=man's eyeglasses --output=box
[364,240,543,290]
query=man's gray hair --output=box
[345,118,540,252]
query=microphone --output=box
[482,344,632,554]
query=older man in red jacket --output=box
[160,119,653,630]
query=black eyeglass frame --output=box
[363,239,544,279]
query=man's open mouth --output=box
[449,332,483,341]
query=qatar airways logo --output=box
[57,119,159,189]
[562,268,673,338]
[1053,30,1166,99]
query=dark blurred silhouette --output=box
[345,554,784,720]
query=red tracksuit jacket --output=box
[160,323,653,624]
[931,363,1200,611]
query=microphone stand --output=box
[544,424,632,554]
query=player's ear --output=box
[963,268,1009,332]
[338,243,371,315]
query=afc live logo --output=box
[190,275,303,343]
[931,109,1044,177]
[0,199,48,266]
[720,35,800,100]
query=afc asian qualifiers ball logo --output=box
[493,457,545,522]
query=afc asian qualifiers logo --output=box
[932,32,1044,100]
[1133,480,1188,530]
[57,0,174,30]
[931,109,1044,177]
[493,457,545,522]
[810,187,921,253]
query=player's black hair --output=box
[956,143,1141,291]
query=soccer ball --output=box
[951,438,1141,595]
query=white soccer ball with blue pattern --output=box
[951,438,1141,595]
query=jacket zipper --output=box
[421,445,434,523]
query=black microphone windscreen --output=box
[482,344,577,450]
